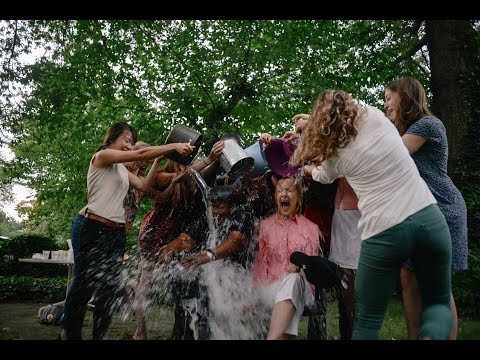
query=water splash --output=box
[188,168,209,208]
[114,170,273,340]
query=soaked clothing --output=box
[138,169,203,262]
[138,198,200,262]
[183,204,255,267]
[407,116,468,272]
[252,213,321,337]
[172,204,255,340]
[335,267,356,340]
[123,186,142,233]
[252,213,320,288]
[257,272,314,336]
[62,153,129,340]
[61,217,126,340]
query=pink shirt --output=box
[252,213,320,285]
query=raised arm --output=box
[128,157,162,192]
[154,168,190,203]
[190,140,225,172]
[94,143,195,167]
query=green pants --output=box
[352,204,452,340]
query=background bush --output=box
[0,234,67,277]
[0,276,66,303]
[453,245,480,319]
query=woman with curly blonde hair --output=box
[290,90,359,166]
[290,89,452,340]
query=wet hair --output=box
[209,185,238,205]
[385,77,432,135]
[290,89,360,166]
[96,122,138,152]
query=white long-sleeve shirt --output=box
[312,105,436,240]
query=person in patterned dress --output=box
[385,77,468,339]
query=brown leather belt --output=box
[85,212,125,230]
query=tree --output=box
[425,20,479,178]
[0,209,21,238]
[0,20,475,242]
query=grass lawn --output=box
[1,296,479,340]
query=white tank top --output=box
[79,154,129,223]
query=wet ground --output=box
[0,302,174,340]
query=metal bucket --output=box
[164,124,203,165]
[244,141,269,178]
[219,139,254,177]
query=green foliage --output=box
[0,276,65,302]
[0,20,425,238]
[0,20,478,317]
[0,234,65,276]
[453,245,480,319]
[0,210,22,238]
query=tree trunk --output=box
[425,20,477,179]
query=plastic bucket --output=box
[244,141,269,178]
[219,139,254,177]
[164,124,203,165]
[264,138,301,177]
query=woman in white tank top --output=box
[59,121,200,340]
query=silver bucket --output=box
[219,139,254,177]
[164,124,203,166]
[244,141,269,178]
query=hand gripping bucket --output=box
[244,141,269,178]
[164,124,203,166]
[219,139,254,177]
[264,138,301,177]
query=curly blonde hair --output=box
[290,90,360,166]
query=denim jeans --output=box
[70,213,85,274]
[61,217,126,340]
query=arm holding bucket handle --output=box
[95,143,195,166]
[190,140,225,172]
[283,131,300,142]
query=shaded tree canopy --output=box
[0,20,478,243]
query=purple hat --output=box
[264,138,301,177]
